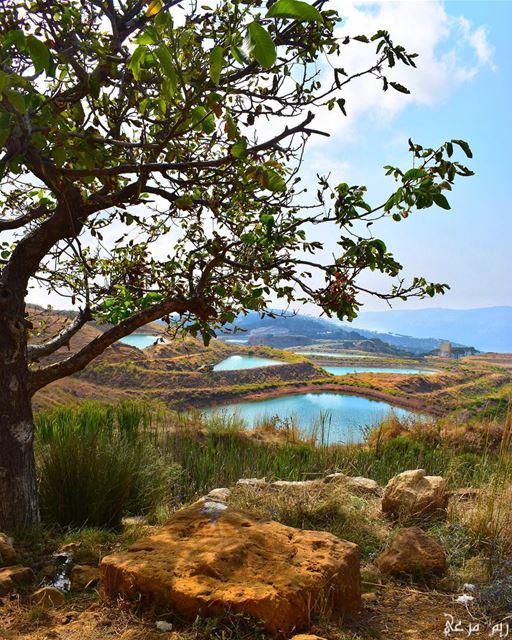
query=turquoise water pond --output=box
[213,355,284,371]
[324,366,435,376]
[119,334,163,348]
[205,393,420,443]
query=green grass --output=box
[34,400,511,534]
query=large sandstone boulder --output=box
[376,527,447,577]
[0,533,18,565]
[381,469,447,521]
[101,502,361,635]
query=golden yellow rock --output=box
[101,502,361,635]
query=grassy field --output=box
[2,399,511,640]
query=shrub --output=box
[36,402,171,528]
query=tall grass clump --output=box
[36,401,171,528]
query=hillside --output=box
[218,310,473,355]
[354,306,512,353]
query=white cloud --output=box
[306,0,496,145]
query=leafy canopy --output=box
[0,0,473,352]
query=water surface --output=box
[205,392,420,443]
[324,366,435,376]
[213,355,284,371]
[119,334,164,349]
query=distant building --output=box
[439,341,452,357]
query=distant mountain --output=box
[220,312,363,341]
[352,306,512,353]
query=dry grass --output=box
[228,481,387,556]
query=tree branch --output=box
[28,295,191,393]
[27,306,93,362]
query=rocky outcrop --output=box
[100,502,361,635]
[381,469,447,521]
[0,532,18,566]
[376,527,447,576]
[0,565,35,595]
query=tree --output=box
[0,0,473,530]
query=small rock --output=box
[31,586,66,608]
[0,533,18,565]
[70,564,99,590]
[0,565,35,595]
[381,469,447,521]
[376,527,447,577]
[206,488,231,502]
[236,477,266,486]
[324,472,347,483]
[155,620,173,631]
[324,473,380,495]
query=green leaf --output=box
[128,45,146,80]
[353,35,369,43]
[26,35,51,74]
[155,44,178,94]
[433,193,451,210]
[231,139,247,158]
[264,168,286,192]
[4,89,25,113]
[247,22,276,69]
[452,139,473,159]
[389,81,410,94]
[209,46,224,85]
[53,147,67,167]
[0,128,9,147]
[0,112,13,129]
[267,0,323,23]
[403,168,427,181]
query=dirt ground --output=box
[0,584,503,640]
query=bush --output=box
[36,401,171,528]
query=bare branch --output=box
[28,295,191,393]
[27,306,93,362]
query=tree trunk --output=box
[0,294,40,531]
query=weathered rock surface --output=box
[324,473,381,495]
[271,480,316,488]
[376,527,447,576]
[381,469,447,521]
[100,502,361,635]
[236,477,266,486]
[0,565,35,595]
[0,533,18,565]
[70,564,100,590]
[31,586,66,607]
[206,487,231,502]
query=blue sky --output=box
[299,0,511,313]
